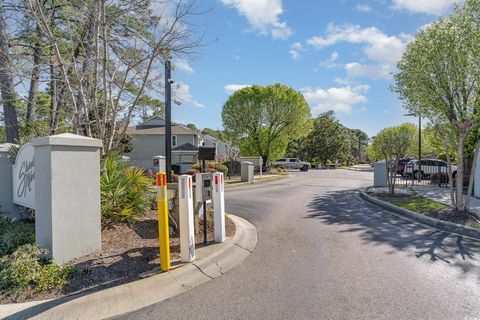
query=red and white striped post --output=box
[212,172,225,243]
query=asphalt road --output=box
[117,167,480,320]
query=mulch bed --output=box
[0,211,235,304]
[423,208,480,227]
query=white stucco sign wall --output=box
[12,142,35,209]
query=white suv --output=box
[272,158,311,171]
[403,159,457,179]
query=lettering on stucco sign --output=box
[12,142,35,209]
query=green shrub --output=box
[213,164,228,175]
[191,162,228,175]
[100,154,154,225]
[0,244,72,292]
[0,217,35,256]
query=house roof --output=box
[172,142,198,151]
[172,143,199,152]
[127,116,201,135]
[126,125,197,135]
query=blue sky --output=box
[168,0,462,137]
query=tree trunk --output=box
[456,134,466,211]
[49,52,59,134]
[0,5,19,143]
[26,25,42,124]
[261,155,268,169]
[436,125,456,207]
[465,141,480,211]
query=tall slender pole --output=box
[418,115,422,182]
[165,60,172,183]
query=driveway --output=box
[117,167,480,320]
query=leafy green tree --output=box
[0,4,19,143]
[422,126,457,161]
[222,84,311,164]
[303,111,350,166]
[349,128,369,163]
[2,0,204,151]
[394,0,480,211]
[202,128,225,141]
[371,123,417,194]
[186,123,198,131]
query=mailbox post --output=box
[196,173,213,244]
[212,172,225,243]
[179,175,195,262]
[196,146,216,245]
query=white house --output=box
[126,116,237,172]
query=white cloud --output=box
[319,51,339,68]
[302,85,369,114]
[289,42,304,60]
[392,0,462,15]
[307,24,413,79]
[224,84,251,94]
[174,82,204,107]
[345,62,393,79]
[355,4,372,12]
[221,0,293,39]
[174,59,194,74]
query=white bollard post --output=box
[195,172,203,221]
[212,172,225,243]
[179,175,195,262]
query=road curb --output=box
[0,214,257,320]
[359,188,480,240]
[225,173,292,188]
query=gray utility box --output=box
[374,161,388,187]
[241,161,254,183]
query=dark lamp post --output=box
[404,113,422,181]
[165,60,172,183]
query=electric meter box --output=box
[198,173,213,202]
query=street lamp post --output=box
[404,113,422,182]
[165,60,172,183]
[418,115,422,182]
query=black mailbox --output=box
[198,146,216,161]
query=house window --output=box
[172,135,177,147]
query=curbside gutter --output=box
[0,214,257,320]
[359,188,480,240]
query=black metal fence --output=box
[226,161,241,180]
[391,160,453,188]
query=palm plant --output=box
[100,154,153,226]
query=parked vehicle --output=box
[396,158,415,175]
[403,159,457,179]
[272,158,311,171]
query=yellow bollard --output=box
[157,172,171,271]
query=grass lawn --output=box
[389,196,449,213]
[375,194,480,228]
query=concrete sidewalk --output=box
[413,186,480,213]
